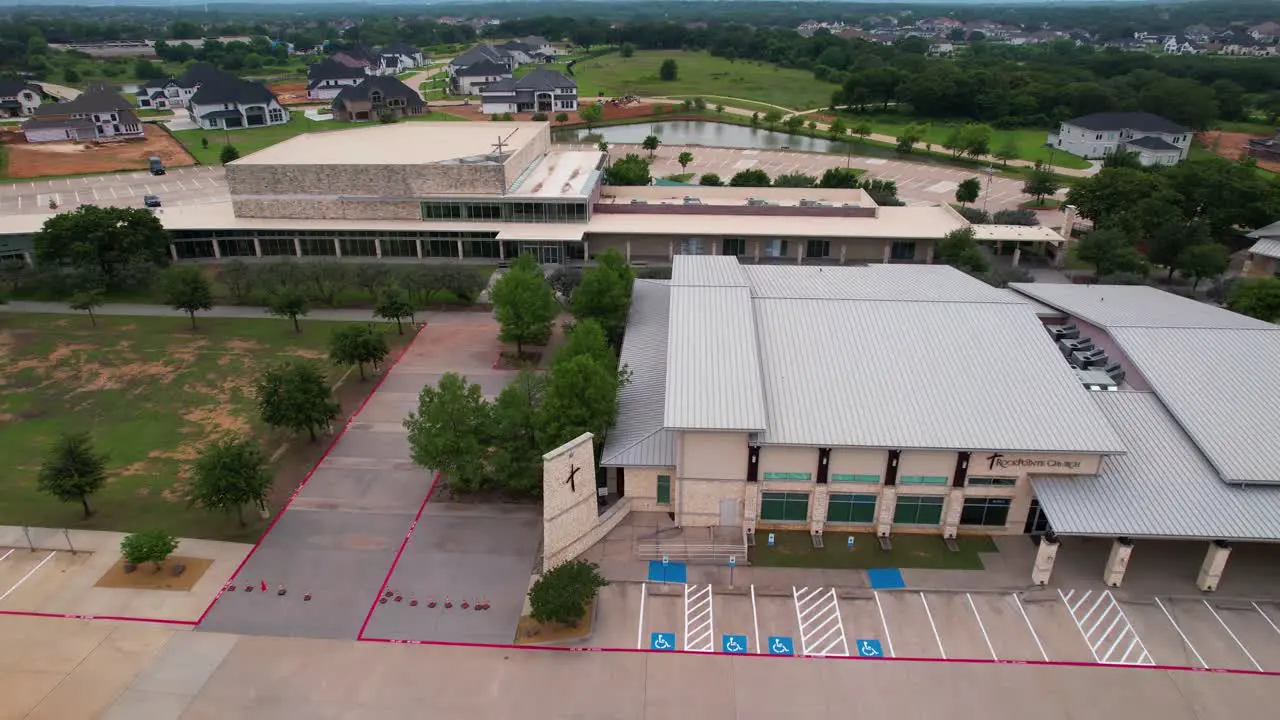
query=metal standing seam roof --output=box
[1032,392,1280,539]
[1249,238,1280,260]
[751,299,1126,452]
[1248,220,1280,240]
[741,264,1014,302]
[1008,283,1273,330]
[600,280,676,468]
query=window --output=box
[764,239,789,257]
[381,237,418,258]
[759,492,809,522]
[966,477,1016,488]
[268,108,285,123]
[831,474,879,484]
[890,241,916,260]
[339,238,377,257]
[763,472,811,481]
[893,496,944,525]
[422,202,463,220]
[259,237,296,256]
[467,203,503,220]
[900,475,948,485]
[722,238,746,256]
[299,237,336,256]
[959,497,1012,527]
[656,475,671,505]
[370,91,383,104]
[805,239,830,258]
[827,494,877,524]
[1095,133,1103,140]
[424,238,458,257]
[679,237,705,255]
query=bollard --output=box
[379,597,387,604]
[303,593,312,602]
[394,595,402,603]
[277,585,287,597]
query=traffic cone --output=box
[444,597,452,609]
[384,590,394,599]
[462,599,470,609]
[277,585,287,597]
[427,597,437,608]
[394,594,403,603]
[409,595,419,607]
[260,580,268,593]
[225,583,236,592]
[480,598,490,611]
[379,597,388,605]
[245,585,253,592]
[303,593,312,602]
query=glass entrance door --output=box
[1023,498,1051,536]
[519,243,561,265]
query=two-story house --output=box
[516,35,563,57]
[479,68,577,115]
[187,71,289,131]
[23,85,142,143]
[0,79,42,118]
[307,57,367,100]
[1048,112,1192,166]
[135,63,226,110]
[330,76,425,122]
[449,43,517,76]
[331,45,392,76]
[453,59,513,95]
[378,42,426,73]
[1163,35,1202,54]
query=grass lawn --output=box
[0,314,412,541]
[1214,120,1277,135]
[572,50,838,111]
[172,110,465,164]
[750,530,996,570]
[836,112,1092,170]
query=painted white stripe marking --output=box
[967,593,997,660]
[1154,597,1204,668]
[1013,593,1049,662]
[636,582,646,650]
[873,591,895,658]
[1253,602,1280,639]
[0,549,14,564]
[0,551,56,602]
[920,592,946,658]
[1203,600,1262,671]
[750,584,760,654]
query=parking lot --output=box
[594,581,1280,673]
[0,165,229,214]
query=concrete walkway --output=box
[0,300,380,322]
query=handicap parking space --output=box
[836,594,888,657]
[749,590,800,655]
[639,585,684,651]
[708,588,756,654]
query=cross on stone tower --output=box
[565,464,580,493]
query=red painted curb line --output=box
[356,471,442,640]
[194,325,425,627]
[0,609,196,626]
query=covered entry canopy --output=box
[495,225,585,242]
[1032,391,1280,541]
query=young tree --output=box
[488,370,545,497]
[33,205,170,284]
[120,530,179,572]
[577,102,603,128]
[374,281,416,335]
[750,111,760,127]
[783,115,805,134]
[220,144,240,163]
[527,559,609,626]
[729,169,771,187]
[943,126,964,156]
[619,42,635,58]
[959,123,993,159]
[37,431,108,518]
[540,353,622,450]
[255,361,340,442]
[69,287,105,327]
[827,117,846,139]
[853,122,874,140]
[603,153,652,186]
[491,254,558,358]
[1177,244,1229,291]
[659,58,678,81]
[403,372,490,494]
[716,104,725,115]
[955,177,981,207]
[677,151,694,171]
[994,139,1019,166]
[161,266,214,330]
[936,227,989,273]
[329,324,389,381]
[699,173,723,186]
[266,287,309,333]
[1226,277,1280,322]
[818,167,860,188]
[597,140,609,155]
[571,252,634,348]
[641,134,661,158]
[1022,168,1062,206]
[762,109,784,130]
[189,437,272,526]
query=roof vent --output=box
[630,199,648,205]
[682,196,703,205]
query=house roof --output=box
[600,280,676,468]
[481,77,518,93]
[0,79,37,97]
[332,76,425,108]
[179,62,224,86]
[22,116,95,131]
[499,40,536,53]
[31,87,133,118]
[380,42,419,56]
[455,60,510,77]
[1124,135,1181,151]
[309,58,366,82]
[1032,392,1280,540]
[1007,283,1270,330]
[1066,112,1189,134]
[1248,238,1280,262]
[1248,220,1280,240]
[516,68,575,92]
[199,109,244,120]
[452,44,508,68]
[189,70,276,106]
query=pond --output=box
[552,119,945,164]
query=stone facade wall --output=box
[623,467,674,513]
[677,477,743,527]
[503,127,550,186]
[230,197,422,220]
[226,162,508,205]
[542,433,607,572]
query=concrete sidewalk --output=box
[0,300,382,322]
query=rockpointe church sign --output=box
[982,452,1099,475]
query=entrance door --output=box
[719,498,741,527]
[539,244,561,265]
[1023,498,1051,536]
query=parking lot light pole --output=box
[982,166,995,214]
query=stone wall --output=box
[226,162,508,207]
[230,197,423,220]
[542,432,629,572]
[622,467,674,513]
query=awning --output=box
[496,225,585,242]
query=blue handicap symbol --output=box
[721,634,749,654]
[767,636,795,656]
[856,639,883,657]
[650,632,676,651]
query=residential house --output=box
[1163,36,1202,54]
[1183,24,1213,42]
[479,68,577,115]
[378,42,426,73]
[797,20,846,38]
[1048,112,1192,166]
[927,41,956,56]
[1248,21,1280,43]
[453,59,514,95]
[187,70,289,131]
[516,36,563,57]
[917,17,963,34]
[331,45,393,76]
[0,79,42,118]
[449,43,517,75]
[23,85,142,143]
[307,57,366,100]
[497,40,540,65]
[331,76,425,122]
[1104,37,1147,52]
[135,62,223,109]
[1244,221,1280,277]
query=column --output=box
[455,239,464,259]
[625,239,631,263]
[293,237,302,257]
[753,241,760,263]
[743,483,759,537]
[876,487,897,538]
[499,241,506,261]
[839,244,847,265]
[810,485,829,536]
[1031,534,1059,586]
[415,238,423,259]
[1012,247,1022,268]
[1103,537,1133,588]
[881,242,891,264]
[334,237,342,257]
[940,487,965,540]
[583,239,590,260]
[211,239,221,259]
[995,240,1003,256]
[252,237,262,258]
[169,243,178,261]
[374,238,383,258]
[1196,540,1231,592]
[925,243,935,264]
[668,240,674,262]
[22,251,34,267]
[710,239,719,255]
[797,240,804,265]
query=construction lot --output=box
[0,125,196,180]
[596,581,1280,673]
[0,164,227,214]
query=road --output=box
[0,165,228,214]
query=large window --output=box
[805,239,830,259]
[259,237,296,256]
[760,492,809,522]
[423,239,458,258]
[340,238,377,257]
[831,474,878,484]
[959,498,1011,527]
[299,237,336,256]
[826,494,877,524]
[657,475,671,505]
[967,477,1016,488]
[722,238,746,256]
[421,200,588,223]
[217,238,256,257]
[890,241,916,261]
[900,475,948,485]
[893,496,944,525]
[382,237,418,258]
[422,203,463,220]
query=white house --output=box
[518,35,563,56]
[187,70,289,131]
[1163,36,1202,54]
[1048,112,1191,166]
[449,43,517,77]
[479,68,577,115]
[0,79,42,118]
[307,58,366,100]
[135,63,225,110]
[453,60,513,95]
[378,42,426,73]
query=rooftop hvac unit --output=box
[747,197,768,206]
[1059,338,1093,357]
[1073,349,1108,369]
[1047,323,1079,341]
[630,199,648,205]
[799,198,818,207]
[682,196,703,205]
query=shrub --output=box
[531,112,548,121]
[975,266,1034,288]
[527,559,609,626]
[992,208,1039,226]
[120,530,179,572]
[954,206,991,224]
[555,112,569,122]
[1097,272,1147,285]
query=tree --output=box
[34,205,170,284]
[677,151,693,171]
[1076,229,1148,278]
[1022,168,1061,206]
[715,104,725,115]
[527,559,609,626]
[750,112,760,127]
[943,126,964,156]
[69,288,105,327]
[374,281,416,335]
[774,173,817,188]
[189,437,272,526]
[994,140,1018,166]
[329,324,389,381]
[571,252,634,348]
[220,144,240,163]
[1226,278,1280,322]
[699,172,723,186]
[827,117,846,139]
[491,254,558,358]
[762,109,783,130]
[641,134,661,158]
[783,115,805,134]
[818,167,860,188]
[1147,218,1210,279]
[603,153,651,186]
[539,353,622,450]
[37,431,108,518]
[936,227,989,274]
[161,266,213,330]
[220,259,253,304]
[659,58,678,81]
[597,140,608,155]
[120,530,179,572]
[266,287,309,332]
[488,371,544,497]
[403,372,489,494]
[578,102,603,128]
[958,123,993,159]
[254,360,340,442]
[619,42,635,58]
[955,177,981,207]
[729,169,771,187]
[1177,244,1229,291]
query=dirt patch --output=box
[94,555,212,591]
[182,403,252,437]
[0,124,197,179]
[269,82,312,106]
[285,348,326,359]
[515,599,595,645]
[1197,130,1280,172]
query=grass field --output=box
[0,314,411,541]
[572,50,838,110]
[837,112,1093,170]
[750,531,997,570]
[172,110,465,164]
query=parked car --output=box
[148,156,165,175]
[143,195,161,208]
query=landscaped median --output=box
[750,530,997,570]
